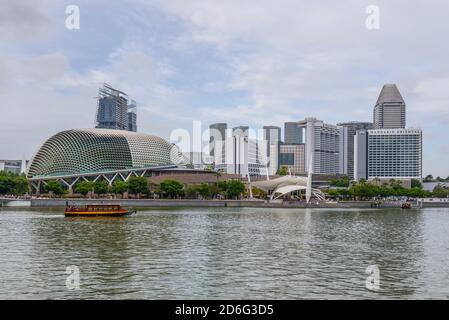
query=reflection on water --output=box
[0,207,448,299]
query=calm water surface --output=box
[0,207,448,299]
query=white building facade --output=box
[354,128,423,181]
[299,118,347,175]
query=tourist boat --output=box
[401,202,412,209]
[64,203,136,217]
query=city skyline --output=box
[1,1,449,176]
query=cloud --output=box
[0,0,54,39]
[1,0,449,176]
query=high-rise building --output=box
[263,126,281,145]
[232,126,249,138]
[95,83,137,132]
[354,130,369,181]
[209,123,227,157]
[279,144,305,174]
[373,84,406,129]
[263,126,281,175]
[284,122,303,144]
[217,135,267,177]
[354,128,423,181]
[209,123,227,172]
[0,159,29,174]
[127,100,137,132]
[299,118,346,175]
[337,122,373,179]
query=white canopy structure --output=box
[252,175,325,202]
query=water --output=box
[0,207,448,299]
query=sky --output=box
[1,0,449,177]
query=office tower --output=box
[220,135,267,177]
[267,144,279,175]
[279,144,305,174]
[96,83,129,131]
[337,122,373,179]
[263,126,281,145]
[209,123,227,171]
[299,118,345,175]
[127,100,137,132]
[263,126,281,175]
[284,122,303,144]
[373,84,406,129]
[354,129,423,181]
[95,83,137,132]
[209,123,227,156]
[354,130,369,181]
[232,126,249,138]
[0,159,29,174]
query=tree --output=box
[330,176,350,187]
[93,181,109,195]
[184,185,199,199]
[277,166,289,176]
[158,179,184,198]
[252,186,267,199]
[424,174,434,182]
[411,179,423,189]
[75,181,94,196]
[45,180,65,196]
[13,175,29,195]
[128,176,149,197]
[112,180,128,195]
[432,186,449,198]
[226,180,245,199]
[197,183,213,199]
[0,172,17,195]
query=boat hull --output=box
[64,210,135,217]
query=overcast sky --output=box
[1,0,449,177]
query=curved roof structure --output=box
[253,175,325,202]
[27,129,189,178]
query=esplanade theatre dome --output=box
[27,129,189,179]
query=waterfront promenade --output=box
[2,197,448,208]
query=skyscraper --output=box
[373,84,406,129]
[263,126,281,145]
[232,126,249,138]
[127,100,137,132]
[354,128,422,181]
[299,118,346,175]
[263,126,281,175]
[284,122,303,144]
[337,121,373,179]
[95,83,137,132]
[209,123,227,157]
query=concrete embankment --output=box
[29,198,377,209]
[2,198,447,208]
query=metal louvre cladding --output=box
[27,129,186,178]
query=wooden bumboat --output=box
[64,204,135,217]
[401,202,412,209]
